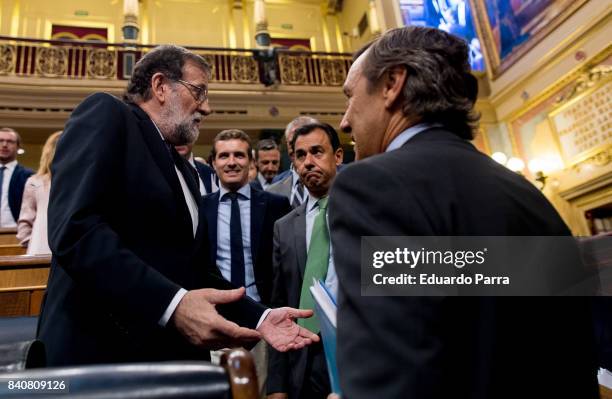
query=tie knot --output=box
[226,192,239,202]
[317,196,328,210]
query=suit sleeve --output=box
[48,93,182,326]
[329,163,448,398]
[267,220,289,394]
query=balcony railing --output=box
[0,36,352,87]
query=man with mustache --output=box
[39,45,318,366]
[268,122,343,399]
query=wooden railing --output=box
[0,36,352,87]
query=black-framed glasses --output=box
[175,79,208,105]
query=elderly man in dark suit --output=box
[38,45,317,367]
[268,122,343,399]
[0,127,33,227]
[328,27,598,399]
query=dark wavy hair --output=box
[123,45,210,104]
[356,26,479,139]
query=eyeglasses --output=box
[175,79,208,105]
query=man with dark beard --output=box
[38,45,318,366]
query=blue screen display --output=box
[399,0,484,72]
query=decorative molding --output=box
[554,64,612,104]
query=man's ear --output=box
[382,66,407,109]
[150,72,168,104]
[335,147,344,165]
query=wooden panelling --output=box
[0,245,27,256]
[0,291,30,316]
[0,255,51,317]
[0,228,19,245]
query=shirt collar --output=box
[307,193,328,213]
[291,168,300,185]
[0,160,18,169]
[219,182,251,201]
[385,123,442,152]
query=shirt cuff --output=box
[256,308,272,329]
[158,288,188,327]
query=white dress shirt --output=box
[216,183,260,302]
[290,168,308,206]
[0,160,18,227]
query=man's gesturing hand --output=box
[258,307,320,352]
[171,287,261,349]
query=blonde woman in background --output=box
[17,131,61,255]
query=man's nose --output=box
[198,99,212,116]
[339,116,351,134]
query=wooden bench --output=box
[0,227,19,245]
[0,255,50,317]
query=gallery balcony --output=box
[0,36,352,134]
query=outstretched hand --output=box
[258,307,320,352]
[171,287,261,349]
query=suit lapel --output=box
[293,203,308,280]
[131,104,194,238]
[281,174,293,198]
[250,188,266,267]
[204,192,220,267]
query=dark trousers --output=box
[299,340,331,399]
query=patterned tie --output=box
[298,196,330,333]
[228,192,246,288]
[292,180,304,209]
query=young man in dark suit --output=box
[204,129,291,306]
[39,45,317,366]
[0,127,34,227]
[328,27,598,399]
[268,122,343,399]
[204,129,291,393]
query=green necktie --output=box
[298,196,330,334]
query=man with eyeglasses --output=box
[0,127,33,228]
[39,45,318,367]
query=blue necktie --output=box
[228,192,245,287]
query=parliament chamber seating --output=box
[0,255,50,317]
[0,348,259,398]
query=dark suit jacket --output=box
[328,128,598,399]
[250,179,264,191]
[267,203,329,398]
[193,160,214,194]
[38,93,266,366]
[8,163,34,221]
[202,186,291,305]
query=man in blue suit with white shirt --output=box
[203,129,291,306]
